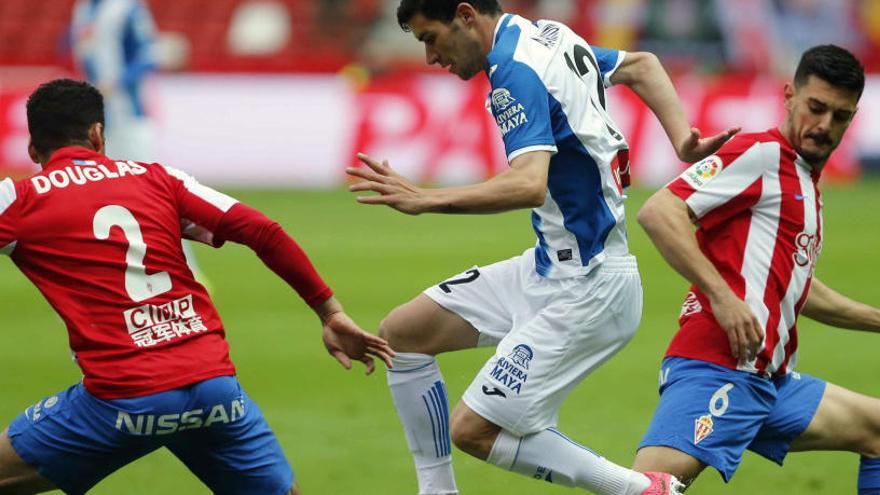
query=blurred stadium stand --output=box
[1,0,879,182]
[2,0,878,74]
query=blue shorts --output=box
[639,357,826,482]
[7,376,293,495]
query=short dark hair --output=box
[794,45,865,99]
[397,0,502,31]
[27,79,104,157]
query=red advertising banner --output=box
[0,71,868,186]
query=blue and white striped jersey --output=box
[488,14,631,279]
[71,0,158,120]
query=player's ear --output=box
[783,82,796,111]
[456,3,476,25]
[27,139,41,165]
[88,122,106,154]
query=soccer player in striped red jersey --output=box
[633,45,880,492]
[0,79,393,495]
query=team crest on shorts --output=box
[694,414,715,445]
[509,344,534,370]
[489,344,533,395]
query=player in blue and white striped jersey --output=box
[348,2,739,494]
[490,14,632,279]
[71,0,158,162]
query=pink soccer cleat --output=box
[640,472,686,495]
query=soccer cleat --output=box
[640,472,686,495]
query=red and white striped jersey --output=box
[664,129,822,377]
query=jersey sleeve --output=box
[160,166,239,247]
[159,165,332,306]
[0,178,19,256]
[490,62,557,162]
[213,203,333,307]
[666,137,768,230]
[592,46,626,88]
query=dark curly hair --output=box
[27,79,104,156]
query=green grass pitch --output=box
[1,183,878,494]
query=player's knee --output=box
[378,308,425,353]
[633,446,703,484]
[449,413,495,460]
[378,313,405,347]
[450,419,481,457]
[850,405,880,457]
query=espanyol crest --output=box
[509,344,534,370]
[491,88,517,112]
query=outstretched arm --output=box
[802,278,880,332]
[348,150,551,215]
[213,203,395,373]
[610,51,740,163]
[163,165,394,372]
[637,188,763,360]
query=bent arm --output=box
[422,151,550,214]
[350,151,550,215]
[611,52,691,157]
[802,278,880,332]
[637,188,732,301]
[610,51,737,162]
[638,188,764,359]
[214,204,393,373]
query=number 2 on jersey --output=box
[438,269,481,294]
[93,205,172,302]
[564,44,605,107]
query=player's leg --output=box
[0,428,56,494]
[453,257,681,494]
[383,295,477,495]
[785,382,880,494]
[634,357,780,489]
[632,446,706,487]
[379,293,481,355]
[383,261,516,495]
[165,376,295,495]
[788,382,880,453]
[1,385,161,495]
[452,402,671,494]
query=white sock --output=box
[487,428,650,495]
[387,353,459,495]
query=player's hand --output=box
[710,292,764,362]
[316,298,395,375]
[676,126,741,163]
[347,153,428,215]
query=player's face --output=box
[784,75,859,167]
[408,14,487,81]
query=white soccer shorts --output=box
[424,248,643,437]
